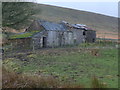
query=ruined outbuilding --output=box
[9,20,96,49]
[26,20,96,49]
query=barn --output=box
[9,20,96,49]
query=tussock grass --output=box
[91,77,107,88]
[2,67,59,88]
[2,67,107,88]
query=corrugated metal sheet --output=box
[38,20,67,31]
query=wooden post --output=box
[32,40,35,52]
[11,43,13,54]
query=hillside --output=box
[2,2,118,39]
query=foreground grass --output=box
[3,66,107,88]
[2,67,60,88]
[3,47,118,88]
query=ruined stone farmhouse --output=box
[9,20,96,49]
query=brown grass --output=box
[90,49,100,56]
[91,77,107,89]
[2,67,59,88]
[2,67,107,88]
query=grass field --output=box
[3,43,118,88]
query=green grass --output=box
[3,66,107,88]
[3,47,118,88]
[78,41,118,48]
[9,31,39,39]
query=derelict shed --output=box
[31,20,77,48]
[84,30,96,43]
[27,20,96,49]
[8,20,96,50]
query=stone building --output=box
[9,20,96,49]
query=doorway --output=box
[43,37,47,48]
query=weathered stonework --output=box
[32,29,86,49]
[9,20,96,50]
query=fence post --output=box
[11,43,13,54]
[32,40,35,52]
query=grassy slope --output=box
[3,45,118,88]
[3,3,118,39]
[4,3,118,33]
[3,66,107,88]
[33,3,118,33]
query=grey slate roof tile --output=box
[37,20,67,31]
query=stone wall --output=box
[26,20,44,32]
[73,29,85,45]
[85,30,96,43]
[47,31,59,47]
[8,38,32,50]
[32,30,85,49]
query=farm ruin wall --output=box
[32,30,85,49]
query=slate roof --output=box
[32,31,43,38]
[37,20,67,31]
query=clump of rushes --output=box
[91,76,107,89]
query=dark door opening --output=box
[92,38,95,42]
[83,31,86,35]
[59,34,63,47]
[43,37,47,48]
